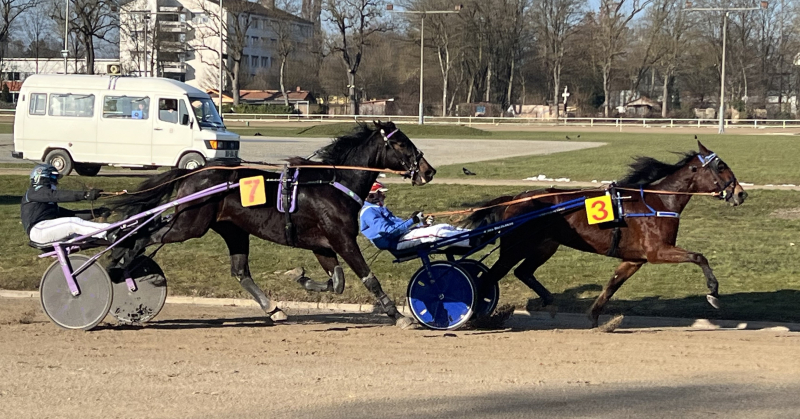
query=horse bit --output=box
[698,153,737,201]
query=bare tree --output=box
[23,1,57,73]
[195,0,261,105]
[267,0,303,106]
[533,0,584,115]
[648,0,690,116]
[0,0,40,74]
[324,0,388,114]
[594,0,651,116]
[51,0,117,74]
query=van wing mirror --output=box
[182,114,190,125]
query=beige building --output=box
[119,0,313,92]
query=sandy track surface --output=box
[2,297,799,418]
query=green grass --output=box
[434,132,800,185]
[0,123,12,134]
[1,174,799,323]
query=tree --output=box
[51,0,117,74]
[649,0,690,117]
[594,0,651,117]
[267,0,302,107]
[324,0,388,114]
[194,0,261,105]
[23,1,58,73]
[533,0,584,115]
[0,0,40,74]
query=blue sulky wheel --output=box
[457,259,500,317]
[107,256,168,325]
[407,261,476,330]
[39,254,113,330]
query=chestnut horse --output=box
[111,121,435,328]
[464,142,747,327]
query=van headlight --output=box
[204,140,239,150]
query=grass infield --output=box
[1,174,799,323]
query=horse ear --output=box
[697,141,711,155]
[373,120,383,130]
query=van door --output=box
[152,97,192,166]
[96,95,152,164]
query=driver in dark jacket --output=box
[21,164,109,244]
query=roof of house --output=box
[239,89,313,102]
[224,0,313,25]
[2,81,22,92]
[626,97,661,108]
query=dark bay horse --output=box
[112,121,435,328]
[464,142,747,327]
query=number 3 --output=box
[591,200,608,221]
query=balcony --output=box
[159,21,188,33]
[161,62,187,73]
[159,41,185,52]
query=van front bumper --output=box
[11,151,23,159]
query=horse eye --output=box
[717,163,727,172]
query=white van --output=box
[12,74,240,176]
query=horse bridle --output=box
[698,153,737,201]
[380,128,423,179]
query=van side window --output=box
[29,93,47,115]
[158,98,179,124]
[104,96,150,119]
[49,94,95,117]
[179,99,190,125]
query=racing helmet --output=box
[30,164,60,188]
[369,181,388,194]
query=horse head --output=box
[373,120,436,185]
[694,141,747,206]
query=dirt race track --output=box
[2,297,800,419]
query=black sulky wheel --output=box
[107,256,167,324]
[407,261,476,330]
[457,259,500,317]
[40,254,113,330]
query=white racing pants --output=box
[29,217,111,244]
[396,224,471,250]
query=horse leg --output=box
[588,261,644,328]
[211,222,286,322]
[293,249,345,294]
[328,238,412,329]
[513,240,560,307]
[649,246,721,309]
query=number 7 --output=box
[243,178,260,202]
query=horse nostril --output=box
[739,191,748,201]
[426,169,436,178]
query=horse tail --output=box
[459,195,515,229]
[111,168,191,217]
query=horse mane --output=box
[619,151,699,186]
[309,123,377,165]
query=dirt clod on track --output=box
[2,297,800,419]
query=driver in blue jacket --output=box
[359,181,470,251]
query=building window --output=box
[251,56,258,67]
[48,94,95,117]
[29,93,47,115]
[242,54,248,65]
[103,96,150,119]
[192,13,208,24]
[261,57,268,67]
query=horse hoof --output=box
[706,294,721,309]
[395,316,415,330]
[546,304,558,319]
[269,309,289,322]
[332,265,345,295]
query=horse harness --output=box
[277,130,425,246]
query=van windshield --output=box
[188,96,225,129]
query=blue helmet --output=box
[30,164,60,188]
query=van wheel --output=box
[178,152,205,170]
[74,164,101,176]
[44,149,74,176]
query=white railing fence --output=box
[1,108,798,128]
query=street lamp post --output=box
[62,0,69,73]
[387,4,462,125]
[685,1,768,133]
[219,0,224,112]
